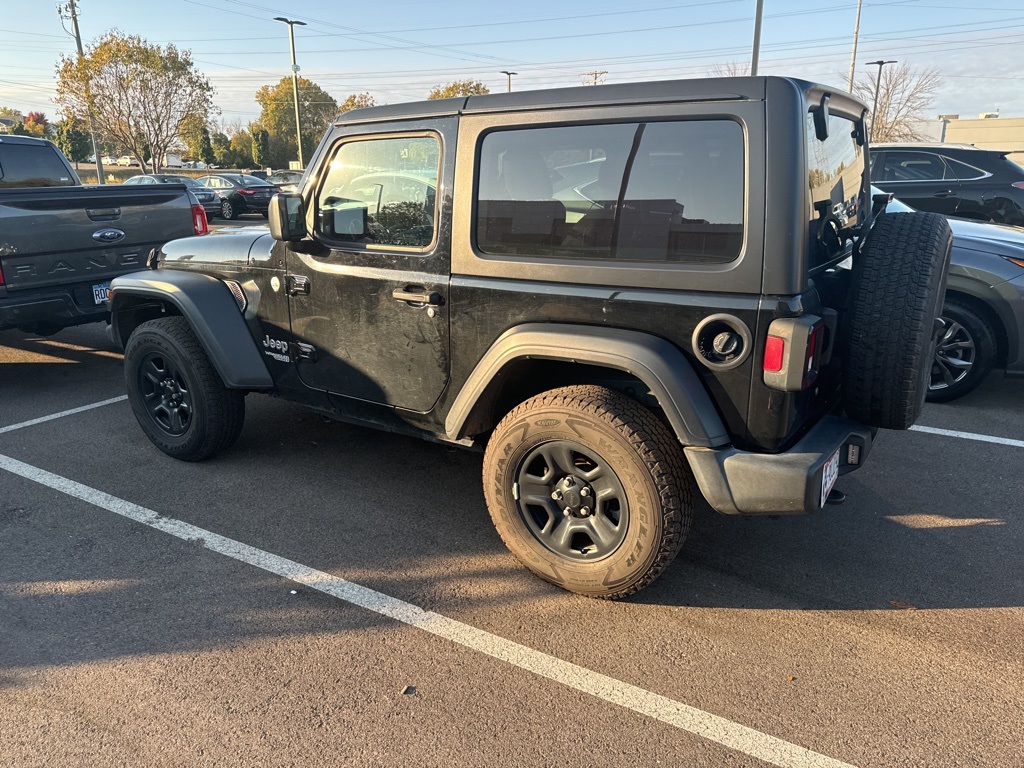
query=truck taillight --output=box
[763,316,825,391]
[192,204,209,236]
[0,263,5,286]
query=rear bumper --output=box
[684,414,875,515]
[0,283,109,331]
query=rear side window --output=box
[875,151,948,182]
[943,158,987,181]
[0,144,76,188]
[476,120,744,264]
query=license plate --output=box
[820,448,840,508]
[93,282,110,304]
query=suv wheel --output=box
[928,300,996,402]
[843,212,952,429]
[221,199,237,220]
[124,317,245,461]
[482,385,692,599]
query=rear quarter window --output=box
[475,119,745,265]
[0,144,76,188]
[806,113,865,266]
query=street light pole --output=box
[750,0,764,76]
[500,70,517,93]
[274,17,307,168]
[867,59,897,141]
[60,0,105,183]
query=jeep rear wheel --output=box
[124,317,245,461]
[843,211,952,429]
[482,385,692,599]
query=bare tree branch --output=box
[851,63,941,143]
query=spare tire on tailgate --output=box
[843,211,952,430]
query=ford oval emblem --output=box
[92,228,126,244]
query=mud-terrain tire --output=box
[843,212,952,429]
[482,385,692,599]
[124,317,245,461]
[927,299,996,402]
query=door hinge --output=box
[286,275,311,296]
[289,342,317,362]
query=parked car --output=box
[878,192,1024,400]
[267,169,303,193]
[194,173,276,219]
[870,143,1024,226]
[123,174,219,218]
[109,77,951,599]
[116,155,139,167]
[0,135,208,336]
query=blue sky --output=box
[2,0,1022,126]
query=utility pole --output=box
[500,70,517,93]
[867,59,897,141]
[581,70,607,86]
[274,17,307,168]
[59,0,105,184]
[846,0,864,90]
[750,0,764,76]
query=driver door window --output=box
[315,135,440,250]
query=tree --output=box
[255,77,339,169]
[54,118,91,167]
[427,80,489,100]
[55,31,215,174]
[23,111,49,137]
[229,129,254,168]
[706,62,750,77]
[251,127,270,168]
[339,92,376,113]
[851,63,941,143]
[181,113,215,164]
[211,131,231,167]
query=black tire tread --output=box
[843,212,952,429]
[124,317,245,461]
[484,385,692,600]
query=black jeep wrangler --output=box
[109,77,951,599]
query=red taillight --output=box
[237,188,256,195]
[803,321,825,387]
[192,204,209,236]
[0,263,5,286]
[764,335,785,372]
[1012,182,1024,190]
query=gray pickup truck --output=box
[0,135,207,335]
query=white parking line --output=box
[0,452,856,768]
[909,424,1024,449]
[0,396,128,435]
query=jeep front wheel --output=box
[482,385,692,599]
[124,317,245,461]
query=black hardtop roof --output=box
[335,76,864,126]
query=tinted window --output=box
[806,112,865,264]
[943,158,986,181]
[0,144,76,188]
[238,174,271,186]
[476,120,744,264]
[315,135,439,249]
[877,151,947,182]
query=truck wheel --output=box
[221,199,237,220]
[843,212,952,430]
[927,300,996,402]
[124,317,245,461]
[482,385,692,599]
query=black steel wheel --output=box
[483,385,692,599]
[124,317,245,461]
[221,198,237,220]
[927,300,996,402]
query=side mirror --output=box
[813,93,831,141]
[269,193,307,242]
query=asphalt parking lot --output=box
[1,318,1022,768]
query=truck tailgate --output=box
[0,185,195,292]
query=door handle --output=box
[932,190,955,198]
[392,287,444,306]
[286,275,311,296]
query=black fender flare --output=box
[445,324,730,448]
[109,270,273,389]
